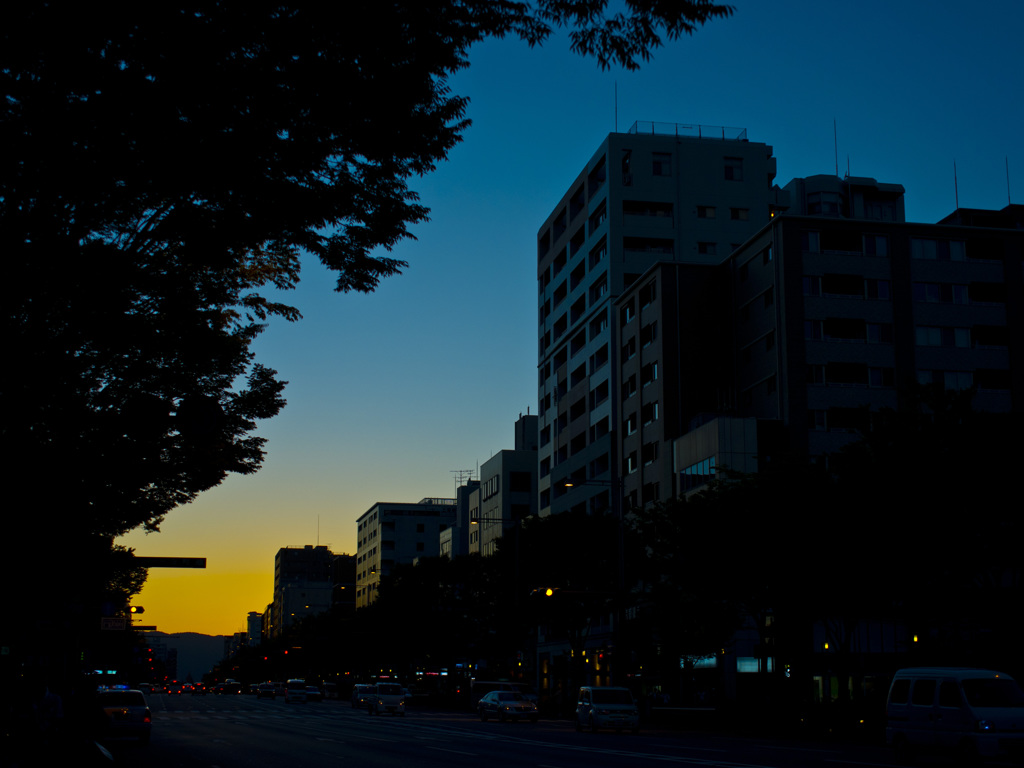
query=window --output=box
[622,374,637,399]
[639,281,657,308]
[640,321,657,348]
[911,238,967,261]
[652,152,671,176]
[916,326,971,348]
[730,207,749,221]
[624,412,637,435]
[724,156,744,181]
[641,401,659,425]
[698,241,717,256]
[621,299,635,325]
[641,361,658,386]
[697,205,716,219]
[589,202,607,234]
[589,237,607,268]
[801,231,821,252]
[642,441,659,465]
[864,234,889,257]
[589,381,609,408]
[622,337,636,360]
[624,451,638,474]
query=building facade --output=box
[536,122,781,518]
[271,545,334,638]
[355,498,457,608]
[470,414,538,556]
[616,172,1022,498]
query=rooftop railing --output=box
[627,121,747,141]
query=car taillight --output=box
[144,709,152,723]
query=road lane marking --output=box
[426,746,479,756]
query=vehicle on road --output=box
[352,684,375,709]
[369,683,406,716]
[285,679,308,703]
[305,685,324,702]
[575,686,639,733]
[478,691,538,723]
[469,679,538,708]
[96,688,152,743]
[324,682,339,700]
[256,683,276,699]
[886,667,1024,762]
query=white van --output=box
[885,667,1024,761]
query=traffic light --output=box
[130,606,145,614]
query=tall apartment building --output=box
[355,498,457,608]
[536,122,781,517]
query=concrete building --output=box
[271,545,334,638]
[441,479,480,560]
[469,414,538,556]
[331,553,357,613]
[355,498,457,608]
[246,611,262,646]
[615,172,1022,499]
[536,122,781,518]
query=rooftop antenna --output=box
[614,82,618,133]
[1008,156,1013,205]
[954,160,960,210]
[833,119,839,177]
[451,469,474,495]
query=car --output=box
[478,691,538,723]
[575,686,639,733]
[96,688,152,743]
[886,667,1024,762]
[305,686,324,703]
[191,683,207,695]
[285,679,308,703]
[351,684,375,709]
[256,683,276,700]
[323,682,339,700]
[369,683,406,716]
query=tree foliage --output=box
[1,0,732,546]
[0,1,732,678]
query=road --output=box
[101,693,909,768]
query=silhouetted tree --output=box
[1,0,733,687]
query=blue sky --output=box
[119,1,1024,636]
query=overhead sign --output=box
[134,557,206,568]
[101,618,127,630]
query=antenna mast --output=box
[451,469,475,496]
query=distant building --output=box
[355,498,457,608]
[442,479,480,560]
[469,413,538,556]
[246,611,262,646]
[331,552,357,612]
[271,545,334,638]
